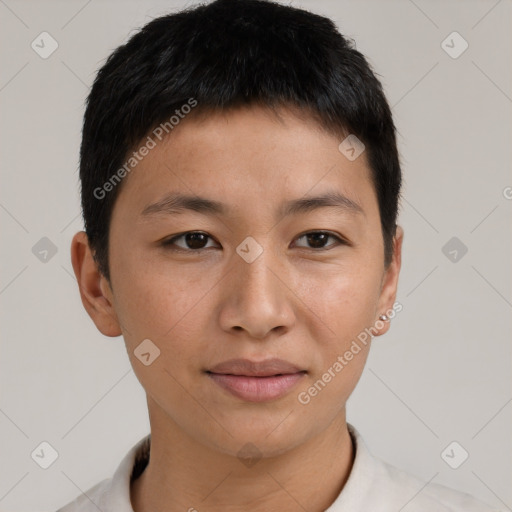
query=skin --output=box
[71,105,403,512]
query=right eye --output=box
[161,231,219,252]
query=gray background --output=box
[0,0,510,510]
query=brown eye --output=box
[163,231,217,251]
[294,231,345,250]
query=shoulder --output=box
[56,478,111,512]
[328,424,502,512]
[55,434,150,512]
[380,459,500,512]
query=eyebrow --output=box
[140,190,365,219]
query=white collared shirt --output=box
[56,423,501,511]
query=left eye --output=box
[162,230,345,252]
[293,231,345,250]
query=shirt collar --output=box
[99,423,379,512]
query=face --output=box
[72,105,402,458]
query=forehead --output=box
[112,105,378,222]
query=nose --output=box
[218,245,295,340]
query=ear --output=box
[70,231,122,337]
[373,225,404,337]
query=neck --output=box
[131,406,354,512]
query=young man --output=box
[59,0,500,510]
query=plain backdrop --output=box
[0,0,511,510]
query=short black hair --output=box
[79,0,402,284]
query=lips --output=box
[206,358,306,402]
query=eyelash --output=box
[161,230,348,253]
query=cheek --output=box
[295,271,376,411]
[111,250,212,347]
[115,264,208,402]
[296,346,370,423]
[296,262,381,343]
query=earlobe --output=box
[70,231,122,337]
[374,225,404,338]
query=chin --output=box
[209,433,305,461]
[200,414,316,459]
